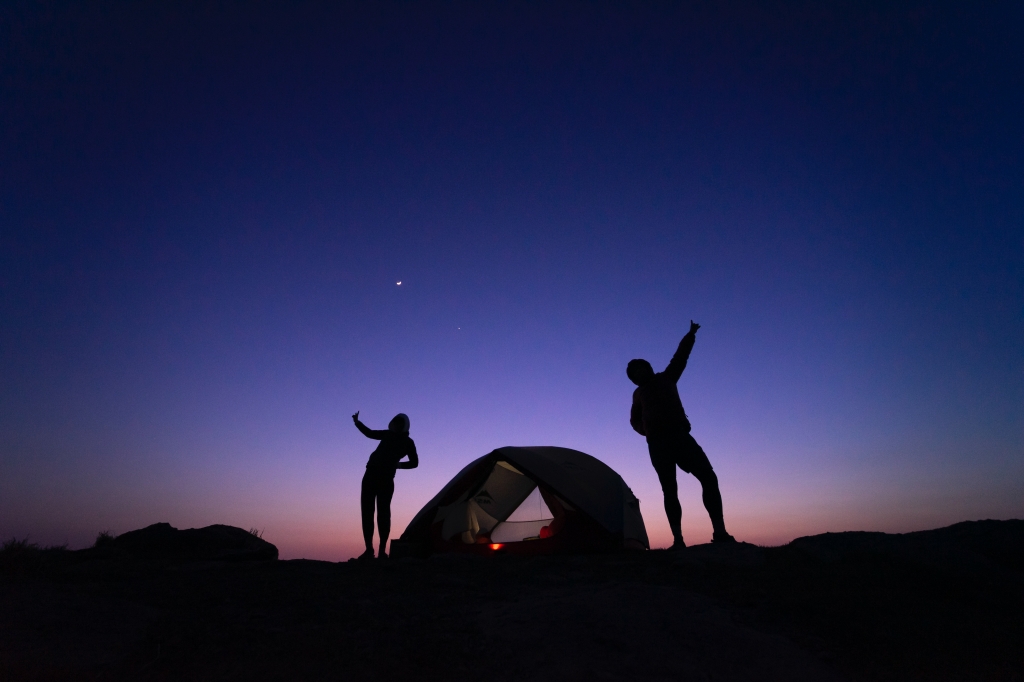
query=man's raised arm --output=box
[664,320,700,383]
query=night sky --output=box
[2,2,1022,560]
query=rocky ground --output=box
[1,520,1022,681]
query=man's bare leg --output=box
[655,464,686,549]
[692,469,735,543]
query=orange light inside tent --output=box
[490,543,503,550]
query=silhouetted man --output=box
[352,411,418,559]
[628,321,735,549]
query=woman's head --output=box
[388,413,410,433]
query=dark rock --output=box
[3,519,1022,679]
[672,541,766,568]
[785,519,1024,577]
[107,523,278,563]
[908,519,1024,572]
[786,530,898,562]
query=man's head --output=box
[389,413,410,433]
[626,359,655,386]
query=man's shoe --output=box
[357,549,375,560]
[377,551,388,560]
[668,538,687,551]
[712,531,737,544]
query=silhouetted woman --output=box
[352,411,418,559]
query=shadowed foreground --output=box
[1,520,1022,681]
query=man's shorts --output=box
[647,431,714,478]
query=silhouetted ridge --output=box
[787,519,1024,574]
[107,523,278,563]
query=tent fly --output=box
[393,446,649,557]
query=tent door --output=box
[490,487,556,543]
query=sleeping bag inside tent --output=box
[391,446,649,557]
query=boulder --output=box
[108,523,278,563]
[785,519,1024,576]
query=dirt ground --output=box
[2,521,1022,681]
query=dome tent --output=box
[391,446,649,558]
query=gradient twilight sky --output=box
[2,2,1022,560]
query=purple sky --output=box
[2,2,1022,559]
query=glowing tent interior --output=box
[391,446,649,557]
